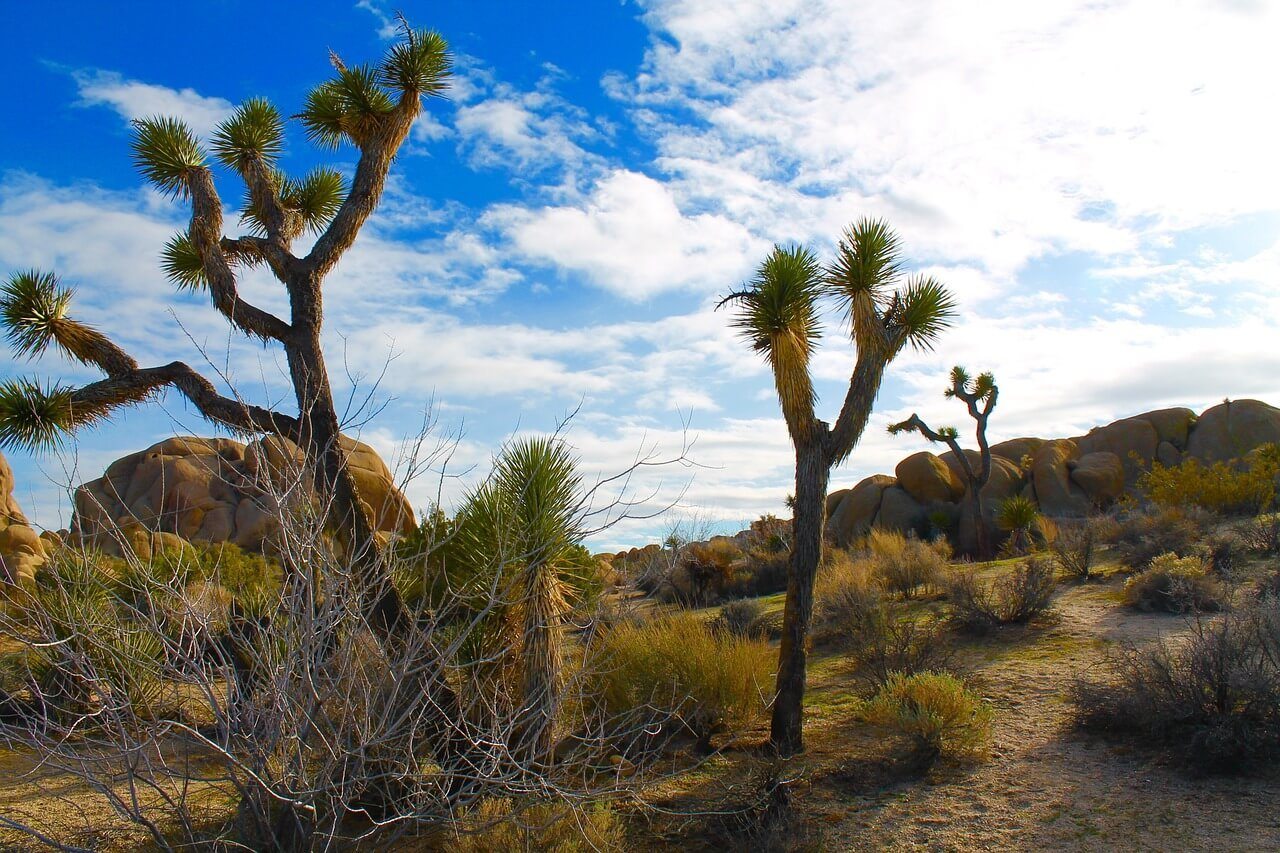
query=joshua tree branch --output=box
[826,348,889,466]
[889,413,974,481]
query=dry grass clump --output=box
[861,671,994,762]
[1052,517,1100,581]
[1073,599,1280,774]
[1108,506,1210,570]
[944,557,1057,634]
[863,529,949,599]
[1122,552,1225,614]
[590,611,773,751]
[442,798,624,852]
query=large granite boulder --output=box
[1070,451,1125,505]
[895,451,965,504]
[826,474,895,546]
[988,437,1045,466]
[874,486,926,535]
[0,452,45,584]
[1074,417,1159,485]
[1135,407,1197,450]
[1187,399,1280,463]
[72,435,414,557]
[1031,439,1090,517]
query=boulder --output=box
[72,434,415,557]
[1032,439,1090,517]
[874,486,926,535]
[0,451,45,585]
[825,489,851,518]
[826,474,894,546]
[895,451,965,504]
[989,437,1045,466]
[1135,407,1197,450]
[1070,451,1125,505]
[1075,417,1158,485]
[1156,440,1182,468]
[1187,399,1280,463]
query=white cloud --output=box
[72,69,233,137]
[490,169,766,299]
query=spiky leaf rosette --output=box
[723,245,823,435]
[211,97,284,172]
[160,233,207,291]
[1,270,72,358]
[0,378,74,450]
[131,117,206,198]
[887,275,956,353]
[299,65,395,148]
[494,436,583,566]
[284,167,347,232]
[380,24,452,96]
[826,217,904,346]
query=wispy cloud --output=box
[71,69,233,136]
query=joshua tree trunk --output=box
[770,439,830,754]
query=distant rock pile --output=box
[826,399,1280,552]
[0,453,45,584]
[68,435,415,558]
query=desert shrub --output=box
[720,546,789,600]
[444,798,624,852]
[1108,506,1209,569]
[1073,599,1280,773]
[864,529,948,599]
[945,557,1056,634]
[748,513,791,553]
[1052,517,1099,581]
[1202,530,1245,579]
[1257,570,1280,601]
[861,671,994,761]
[995,495,1054,556]
[658,539,744,606]
[711,598,771,639]
[813,550,878,639]
[590,611,773,751]
[1240,514,1280,555]
[1122,552,1224,614]
[1140,444,1280,516]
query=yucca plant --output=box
[889,365,999,558]
[996,495,1043,556]
[719,219,956,755]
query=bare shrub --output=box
[711,598,770,640]
[1241,514,1280,555]
[1122,552,1224,614]
[945,557,1056,634]
[1073,599,1280,774]
[1052,517,1098,581]
[864,529,949,599]
[861,671,994,762]
[1108,506,1210,570]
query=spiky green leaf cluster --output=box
[728,245,824,356]
[826,217,904,310]
[1,270,72,359]
[160,233,206,291]
[211,98,284,172]
[0,378,74,451]
[300,65,395,148]
[130,117,206,197]
[887,275,957,353]
[493,436,583,564]
[284,167,346,231]
[380,25,452,96]
[938,426,960,439]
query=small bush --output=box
[1140,444,1280,516]
[444,798,624,852]
[1122,552,1224,614]
[711,598,770,639]
[813,550,878,638]
[1073,599,1280,774]
[591,612,773,751]
[864,529,948,599]
[1053,518,1099,581]
[945,557,1056,634]
[720,546,789,600]
[1108,506,1209,570]
[1241,514,1280,555]
[862,671,994,762]
[1202,530,1245,579]
[995,495,1053,557]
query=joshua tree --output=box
[0,23,447,636]
[720,219,956,755]
[889,366,998,559]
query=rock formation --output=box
[0,452,45,584]
[825,399,1280,553]
[70,435,414,558]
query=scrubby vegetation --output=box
[1140,444,1280,516]
[1107,506,1210,569]
[862,529,949,599]
[1122,552,1225,614]
[945,557,1057,634]
[861,671,994,762]
[1052,517,1101,581]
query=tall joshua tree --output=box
[0,22,447,639]
[721,219,956,755]
[889,366,998,558]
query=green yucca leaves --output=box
[131,117,206,197]
[285,167,347,232]
[826,217,904,311]
[299,65,395,149]
[160,233,207,291]
[380,26,452,96]
[1,270,72,359]
[211,98,284,172]
[889,275,957,353]
[0,378,74,450]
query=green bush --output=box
[711,598,771,639]
[1140,444,1280,516]
[1122,552,1224,614]
[945,557,1057,634]
[1108,506,1209,569]
[864,529,949,599]
[1073,599,1280,774]
[862,671,994,761]
[590,612,773,750]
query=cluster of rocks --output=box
[55,435,415,561]
[826,399,1280,552]
[0,453,46,584]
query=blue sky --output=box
[2,0,1279,550]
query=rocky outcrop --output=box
[1032,439,1090,517]
[826,474,895,546]
[1070,452,1125,505]
[874,486,926,534]
[0,452,45,584]
[71,435,414,558]
[1186,399,1280,463]
[895,452,964,504]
